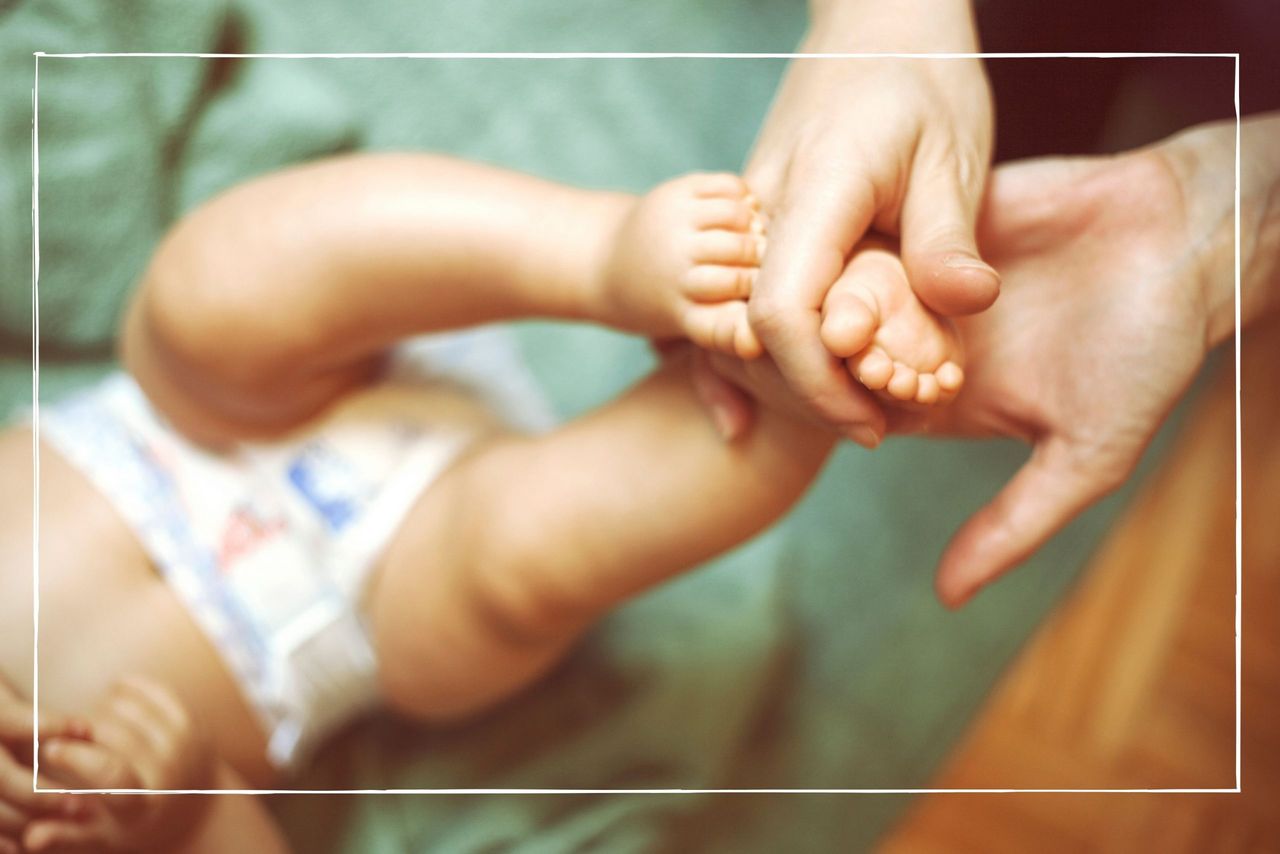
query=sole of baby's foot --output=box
[664,172,767,359]
[819,238,964,406]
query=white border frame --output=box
[30,51,1242,796]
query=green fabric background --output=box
[1,2,1187,851]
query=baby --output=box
[0,154,963,852]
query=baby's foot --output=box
[600,172,765,359]
[820,238,964,405]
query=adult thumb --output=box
[900,158,999,317]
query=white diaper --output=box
[40,326,555,769]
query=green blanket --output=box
[1,2,1182,850]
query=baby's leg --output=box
[367,350,835,722]
[171,765,288,854]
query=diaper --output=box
[40,326,555,769]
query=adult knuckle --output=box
[715,316,736,353]
[746,296,795,336]
[953,146,986,195]
[104,756,134,788]
[153,731,179,763]
[810,390,854,423]
[169,705,192,735]
[1063,440,1133,495]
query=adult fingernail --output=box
[943,254,1000,281]
[64,719,90,740]
[847,425,881,449]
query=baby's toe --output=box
[849,347,894,390]
[692,230,765,267]
[682,301,754,356]
[682,265,756,301]
[689,172,751,200]
[733,321,764,360]
[915,373,940,405]
[821,285,880,359]
[935,361,965,394]
[691,197,756,232]
[886,363,919,401]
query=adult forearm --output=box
[806,0,980,52]
[1237,114,1280,334]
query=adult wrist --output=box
[806,0,979,53]
[1164,114,1280,348]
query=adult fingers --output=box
[36,736,146,828]
[0,750,77,818]
[96,678,184,760]
[705,352,855,437]
[747,165,886,440]
[38,741,137,792]
[1,749,41,810]
[0,697,28,742]
[689,350,755,441]
[899,148,999,317]
[935,438,1126,608]
[1,796,90,837]
[0,799,25,834]
[747,306,885,445]
[112,677,188,735]
[0,701,88,747]
[23,818,107,854]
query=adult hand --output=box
[921,115,1278,605]
[25,677,213,854]
[702,114,1279,606]
[0,677,90,853]
[913,149,1215,605]
[743,0,998,445]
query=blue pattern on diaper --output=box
[286,442,366,531]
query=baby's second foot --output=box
[600,172,766,359]
[820,238,965,405]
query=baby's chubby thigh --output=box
[0,426,276,787]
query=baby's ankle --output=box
[581,190,641,326]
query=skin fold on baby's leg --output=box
[367,350,835,722]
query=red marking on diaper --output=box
[219,506,286,568]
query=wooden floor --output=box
[879,324,1280,853]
